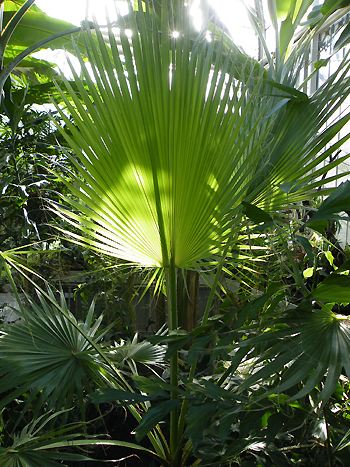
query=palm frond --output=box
[51,2,350,273]
[0,410,155,467]
[238,306,350,404]
[0,292,107,409]
[50,4,277,269]
[109,335,166,366]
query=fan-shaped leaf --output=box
[239,307,350,404]
[52,2,350,271]
[0,293,106,408]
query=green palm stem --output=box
[175,224,240,456]
[166,255,180,459]
[324,405,334,467]
[147,120,177,460]
[178,270,199,331]
[2,260,25,314]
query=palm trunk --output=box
[178,270,199,332]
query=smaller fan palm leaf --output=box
[0,293,106,408]
[239,306,350,403]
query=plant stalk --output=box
[166,256,179,461]
[324,407,334,467]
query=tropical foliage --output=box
[0,0,350,465]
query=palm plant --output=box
[0,290,108,410]
[52,0,350,293]
[0,410,155,467]
[0,258,168,462]
[47,0,350,464]
[0,283,166,408]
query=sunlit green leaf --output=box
[51,3,350,271]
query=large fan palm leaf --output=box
[52,2,350,271]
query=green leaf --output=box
[315,181,350,215]
[242,201,273,224]
[234,284,282,328]
[335,22,350,50]
[135,400,180,441]
[3,4,78,53]
[265,80,309,101]
[51,2,350,272]
[313,275,350,304]
[275,0,293,19]
[303,267,314,278]
[91,388,154,404]
[109,339,166,365]
[279,15,294,57]
[295,235,315,262]
[186,402,218,449]
[239,306,350,404]
[320,0,350,16]
[0,290,107,409]
[324,250,336,268]
[307,181,350,232]
[0,410,151,467]
[132,375,172,394]
[314,58,329,70]
[306,5,323,26]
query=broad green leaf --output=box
[242,201,273,224]
[320,0,350,16]
[275,0,293,18]
[313,274,350,303]
[307,181,350,232]
[135,399,180,441]
[295,235,315,262]
[4,1,42,14]
[324,250,336,268]
[3,4,78,52]
[279,15,294,57]
[314,181,350,215]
